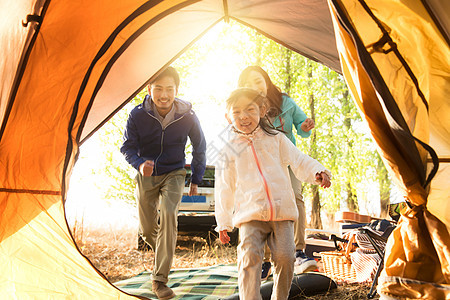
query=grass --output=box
[74,226,237,283]
[73,225,379,299]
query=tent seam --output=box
[223,0,229,22]
[0,188,61,195]
[230,17,341,74]
[79,3,220,144]
[0,0,51,142]
[330,0,435,188]
[357,0,429,112]
[419,0,450,47]
[357,0,439,188]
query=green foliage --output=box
[376,153,391,217]
[91,90,146,206]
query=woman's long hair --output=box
[237,66,283,118]
[226,88,281,136]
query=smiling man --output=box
[121,67,206,299]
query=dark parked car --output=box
[138,164,238,250]
[178,164,238,245]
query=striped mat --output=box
[114,264,240,299]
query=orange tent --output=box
[1,0,448,298]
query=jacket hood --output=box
[280,94,295,112]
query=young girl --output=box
[238,66,317,278]
[215,88,331,299]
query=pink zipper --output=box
[249,140,273,221]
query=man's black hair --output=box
[150,66,180,88]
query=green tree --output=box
[306,60,322,229]
[377,154,390,217]
[341,89,358,212]
[92,90,145,206]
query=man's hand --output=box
[219,230,230,244]
[300,118,315,132]
[188,183,198,196]
[316,172,331,188]
[139,160,154,177]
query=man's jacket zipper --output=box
[147,112,186,175]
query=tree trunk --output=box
[342,89,358,212]
[377,156,390,218]
[283,48,292,94]
[346,182,358,212]
[310,185,322,229]
[306,61,322,228]
[254,32,263,65]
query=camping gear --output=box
[388,202,408,222]
[335,211,372,223]
[320,250,358,283]
[324,220,396,287]
[358,224,396,298]
[304,235,336,259]
[1,0,448,298]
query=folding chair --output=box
[358,221,396,299]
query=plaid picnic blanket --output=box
[114,264,239,299]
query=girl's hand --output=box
[300,118,315,132]
[219,230,230,244]
[316,172,331,188]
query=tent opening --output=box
[66,20,398,293]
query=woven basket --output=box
[320,251,358,283]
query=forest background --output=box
[65,20,401,232]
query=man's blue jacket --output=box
[120,95,206,184]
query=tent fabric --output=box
[0,0,38,124]
[0,0,448,298]
[328,0,449,298]
[379,207,450,299]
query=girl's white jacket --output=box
[214,127,331,232]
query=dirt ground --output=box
[74,227,379,299]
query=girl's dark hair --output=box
[237,66,283,118]
[226,88,281,136]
